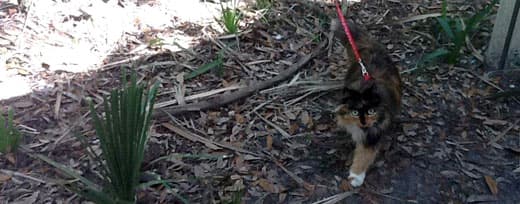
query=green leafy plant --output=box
[220,1,241,34]
[184,50,224,80]
[148,38,165,49]
[32,70,159,203]
[422,0,497,65]
[255,0,273,10]
[0,108,20,153]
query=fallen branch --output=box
[154,84,245,109]
[154,40,328,118]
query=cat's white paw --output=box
[348,171,366,187]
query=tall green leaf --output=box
[0,108,20,153]
[184,52,224,80]
[437,17,455,40]
[421,48,450,64]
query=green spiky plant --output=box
[220,0,241,34]
[32,70,159,203]
[88,70,159,202]
[0,108,20,153]
[422,0,497,65]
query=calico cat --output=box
[332,19,402,187]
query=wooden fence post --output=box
[486,0,520,70]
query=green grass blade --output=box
[441,0,448,17]
[0,108,20,153]
[220,2,240,34]
[31,153,100,190]
[184,56,224,80]
[437,17,455,40]
[454,17,465,40]
[72,129,110,181]
[421,48,449,64]
[465,0,497,33]
[0,112,7,152]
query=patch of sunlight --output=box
[0,76,32,100]
[1,0,223,101]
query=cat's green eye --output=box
[350,110,359,117]
[368,108,377,115]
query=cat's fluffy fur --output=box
[332,19,402,187]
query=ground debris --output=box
[1,0,519,203]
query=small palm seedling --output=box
[422,0,497,65]
[88,71,159,202]
[32,70,159,203]
[220,0,241,34]
[0,108,20,153]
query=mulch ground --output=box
[1,0,519,203]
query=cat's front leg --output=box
[348,143,378,187]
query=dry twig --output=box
[154,40,328,118]
[0,169,46,184]
[488,119,520,145]
[265,151,315,191]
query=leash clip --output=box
[359,60,371,81]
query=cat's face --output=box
[336,87,382,130]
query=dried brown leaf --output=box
[257,178,277,193]
[0,174,12,183]
[303,182,315,192]
[289,123,299,135]
[300,111,313,128]
[484,175,498,195]
[266,135,273,150]
[339,179,352,191]
[235,113,245,124]
[6,153,16,165]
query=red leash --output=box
[333,0,372,81]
